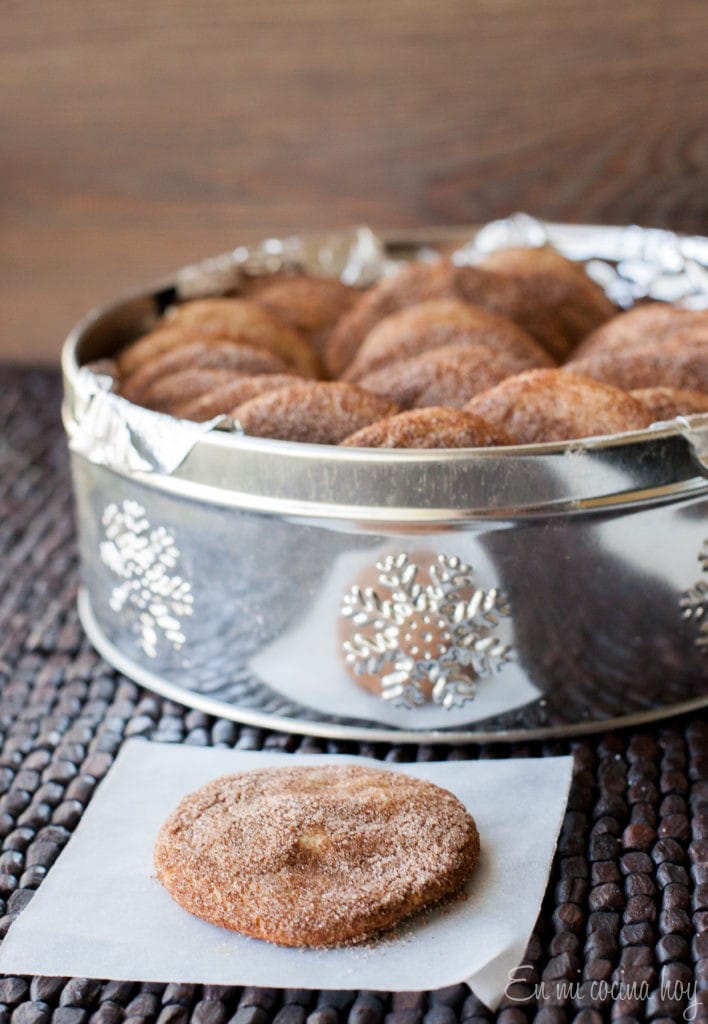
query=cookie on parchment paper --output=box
[154,764,480,947]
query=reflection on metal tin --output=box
[341,552,512,710]
[680,540,708,652]
[100,500,194,659]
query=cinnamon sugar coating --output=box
[154,765,480,947]
[110,257,708,449]
[117,326,214,379]
[135,368,243,415]
[571,303,708,360]
[464,369,652,444]
[325,252,613,376]
[171,374,300,421]
[566,339,708,392]
[357,340,543,410]
[343,299,552,382]
[120,340,291,406]
[118,298,321,378]
[233,381,398,444]
[341,406,510,448]
[478,246,616,359]
[325,260,463,377]
[630,386,708,422]
[251,275,359,359]
[412,346,536,409]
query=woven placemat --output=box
[0,364,706,1024]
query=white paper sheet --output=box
[0,741,573,1011]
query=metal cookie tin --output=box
[61,218,708,742]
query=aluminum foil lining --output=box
[680,415,708,472]
[456,213,708,308]
[68,369,232,475]
[68,215,708,477]
[174,226,395,300]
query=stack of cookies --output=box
[114,247,708,448]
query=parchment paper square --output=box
[0,741,573,1010]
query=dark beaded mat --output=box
[0,363,706,1024]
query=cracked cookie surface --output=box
[155,764,480,947]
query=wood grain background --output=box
[2,0,708,362]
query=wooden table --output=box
[2,0,707,360]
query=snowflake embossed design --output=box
[99,500,194,658]
[680,541,708,652]
[341,553,512,710]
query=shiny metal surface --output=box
[77,587,708,744]
[62,219,708,739]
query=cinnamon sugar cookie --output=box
[233,381,398,444]
[136,369,243,415]
[566,339,708,393]
[325,259,462,377]
[478,246,616,359]
[120,341,291,406]
[117,326,212,380]
[464,369,652,444]
[571,303,708,360]
[154,765,480,947]
[341,407,510,448]
[343,300,551,382]
[357,341,542,409]
[252,275,359,359]
[412,347,537,409]
[325,251,613,375]
[163,298,322,376]
[631,386,708,422]
[118,298,321,378]
[171,374,300,422]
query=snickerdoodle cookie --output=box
[343,300,552,382]
[341,406,510,448]
[134,369,247,415]
[356,341,542,409]
[117,298,321,379]
[325,251,613,375]
[120,341,292,408]
[251,274,359,359]
[477,246,617,360]
[630,387,708,423]
[571,303,708,360]
[566,338,708,393]
[464,369,652,444]
[154,764,480,947]
[233,381,398,444]
[171,373,301,421]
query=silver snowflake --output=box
[680,541,708,651]
[341,552,512,709]
[99,500,194,658]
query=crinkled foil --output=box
[174,226,394,299]
[456,213,708,308]
[68,369,230,475]
[68,216,708,477]
[679,414,708,472]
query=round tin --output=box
[62,219,708,741]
